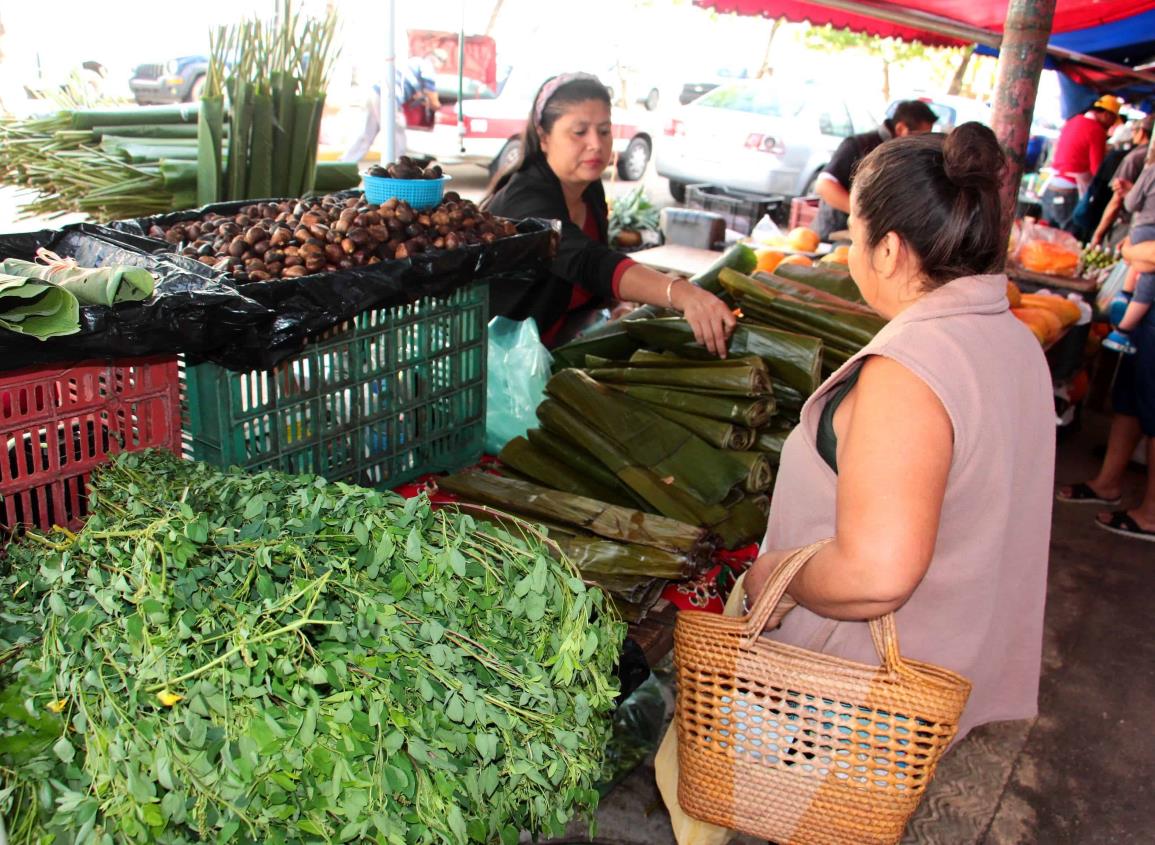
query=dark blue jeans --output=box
[1041,186,1078,233]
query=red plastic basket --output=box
[0,356,181,532]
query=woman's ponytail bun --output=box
[943,121,1005,191]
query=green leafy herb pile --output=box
[0,450,624,844]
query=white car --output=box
[405,68,654,180]
[655,80,880,202]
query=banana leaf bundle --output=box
[720,268,885,350]
[602,382,774,428]
[524,427,648,508]
[728,451,774,493]
[773,261,866,304]
[753,425,793,463]
[622,318,823,404]
[0,274,80,339]
[546,369,748,506]
[586,357,771,397]
[618,397,756,450]
[498,435,637,508]
[0,254,154,306]
[752,270,878,316]
[436,471,715,569]
[687,242,758,296]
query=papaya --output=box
[1019,292,1080,327]
[755,249,786,274]
[1006,280,1022,308]
[1012,306,1061,345]
[779,254,813,267]
[1018,240,1080,276]
[787,227,821,253]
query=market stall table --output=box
[631,243,723,278]
[1007,266,1099,300]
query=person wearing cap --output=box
[1090,113,1153,249]
[482,73,735,352]
[813,100,938,240]
[343,46,447,163]
[1041,94,1122,232]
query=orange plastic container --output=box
[0,356,181,532]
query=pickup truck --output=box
[129,56,208,105]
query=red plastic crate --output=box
[1,356,181,532]
[789,196,820,231]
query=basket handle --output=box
[742,539,904,673]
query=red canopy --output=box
[696,0,1155,47]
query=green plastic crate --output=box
[183,282,487,488]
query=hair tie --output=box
[533,72,601,132]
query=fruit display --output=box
[151,191,518,282]
[787,226,821,253]
[778,253,813,268]
[366,156,444,180]
[820,244,851,265]
[1011,291,1080,345]
[1080,244,1119,274]
[1018,239,1081,276]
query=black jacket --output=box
[487,157,631,332]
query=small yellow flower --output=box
[156,690,183,707]
[46,698,67,713]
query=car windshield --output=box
[695,84,804,118]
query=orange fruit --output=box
[787,227,821,253]
[779,254,813,267]
[755,249,787,273]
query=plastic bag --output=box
[1096,260,1132,314]
[484,317,552,454]
[1013,220,1081,277]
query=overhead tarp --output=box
[696,0,1155,42]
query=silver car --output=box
[656,80,879,202]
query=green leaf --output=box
[447,806,467,843]
[405,526,422,561]
[53,736,75,763]
[141,802,165,828]
[448,548,467,577]
[445,695,464,723]
[353,523,369,545]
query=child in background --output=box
[1104,150,1155,353]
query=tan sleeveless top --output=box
[762,274,1055,741]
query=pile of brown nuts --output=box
[154,191,519,282]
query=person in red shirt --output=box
[1041,94,1122,232]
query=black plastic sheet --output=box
[0,225,271,373]
[107,194,558,370]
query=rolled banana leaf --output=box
[0,257,154,306]
[436,471,714,564]
[0,274,80,339]
[549,307,659,369]
[751,270,878,316]
[738,301,862,358]
[537,398,733,528]
[546,369,748,505]
[773,261,866,304]
[753,425,793,463]
[554,533,700,580]
[688,242,758,296]
[525,427,646,507]
[498,436,637,508]
[582,571,669,608]
[607,383,775,428]
[721,268,885,347]
[728,451,774,493]
[623,318,823,400]
[630,401,755,451]
[585,360,771,397]
[712,493,771,550]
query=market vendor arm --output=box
[743,355,953,621]
[815,175,852,214]
[1090,193,1124,248]
[616,264,737,358]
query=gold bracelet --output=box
[666,277,679,309]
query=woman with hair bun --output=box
[733,122,1056,742]
[483,73,734,351]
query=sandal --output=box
[1056,482,1122,506]
[1095,510,1155,543]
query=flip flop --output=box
[1095,510,1155,543]
[1056,482,1122,506]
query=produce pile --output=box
[366,158,445,181]
[0,451,622,844]
[0,106,359,222]
[152,192,521,281]
[1006,280,1083,346]
[0,3,354,220]
[443,247,878,619]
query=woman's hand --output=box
[672,280,737,358]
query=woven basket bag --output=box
[674,540,972,845]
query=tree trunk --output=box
[757,17,786,78]
[881,60,891,103]
[485,0,507,38]
[948,46,975,96]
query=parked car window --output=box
[695,84,804,118]
[847,102,879,135]
[814,104,853,137]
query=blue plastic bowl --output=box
[362,173,451,210]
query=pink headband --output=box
[533,72,602,130]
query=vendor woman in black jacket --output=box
[484,73,735,354]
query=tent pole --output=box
[991,0,1055,243]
